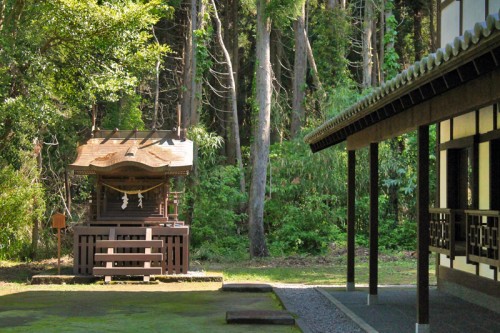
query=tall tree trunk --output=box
[362,0,374,88]
[371,18,379,86]
[190,0,202,126]
[248,0,271,258]
[429,0,436,51]
[304,29,323,93]
[413,2,424,61]
[270,29,283,144]
[181,0,197,128]
[30,137,42,260]
[379,0,385,83]
[211,0,245,195]
[191,0,206,125]
[224,0,237,164]
[0,0,5,32]
[291,3,307,138]
[151,27,161,129]
[394,0,405,65]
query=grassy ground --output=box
[0,251,437,286]
[201,252,437,286]
[0,285,299,333]
[0,252,435,332]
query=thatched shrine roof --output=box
[69,130,193,176]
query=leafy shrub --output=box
[0,161,44,260]
[187,164,248,260]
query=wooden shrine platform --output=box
[73,226,189,277]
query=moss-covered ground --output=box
[0,284,299,333]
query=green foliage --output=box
[187,125,224,166]
[265,138,349,254]
[266,0,306,28]
[383,8,400,80]
[0,0,171,259]
[0,160,45,260]
[379,218,417,250]
[194,26,214,81]
[101,94,145,130]
[188,165,248,261]
[321,81,361,120]
[310,5,352,87]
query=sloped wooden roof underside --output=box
[306,12,500,152]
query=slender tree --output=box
[248,0,272,257]
[290,2,307,138]
[210,0,246,195]
[362,0,374,88]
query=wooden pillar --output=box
[368,142,378,305]
[164,179,169,219]
[96,176,101,219]
[416,125,430,333]
[347,150,356,291]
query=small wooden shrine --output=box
[69,129,193,281]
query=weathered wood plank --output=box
[175,236,181,274]
[182,233,189,274]
[95,240,163,248]
[94,253,163,261]
[167,236,173,275]
[144,228,152,282]
[93,267,163,276]
[81,235,88,275]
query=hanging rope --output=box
[101,182,164,210]
[101,182,164,195]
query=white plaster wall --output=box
[489,0,500,15]
[453,112,476,139]
[479,263,495,279]
[463,0,486,32]
[440,150,447,208]
[440,120,451,143]
[479,142,490,210]
[440,254,451,268]
[453,256,477,274]
[479,106,494,134]
[441,2,460,47]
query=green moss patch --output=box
[0,289,300,333]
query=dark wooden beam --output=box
[439,135,474,150]
[459,0,464,35]
[368,143,379,305]
[417,125,430,329]
[347,150,356,291]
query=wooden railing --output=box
[74,226,189,275]
[429,208,456,259]
[465,210,500,268]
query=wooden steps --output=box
[226,310,295,325]
[95,240,163,248]
[93,267,163,276]
[93,228,164,282]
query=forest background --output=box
[0,0,438,261]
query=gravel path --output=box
[273,284,363,333]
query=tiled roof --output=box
[305,12,500,150]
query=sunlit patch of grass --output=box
[218,255,436,286]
